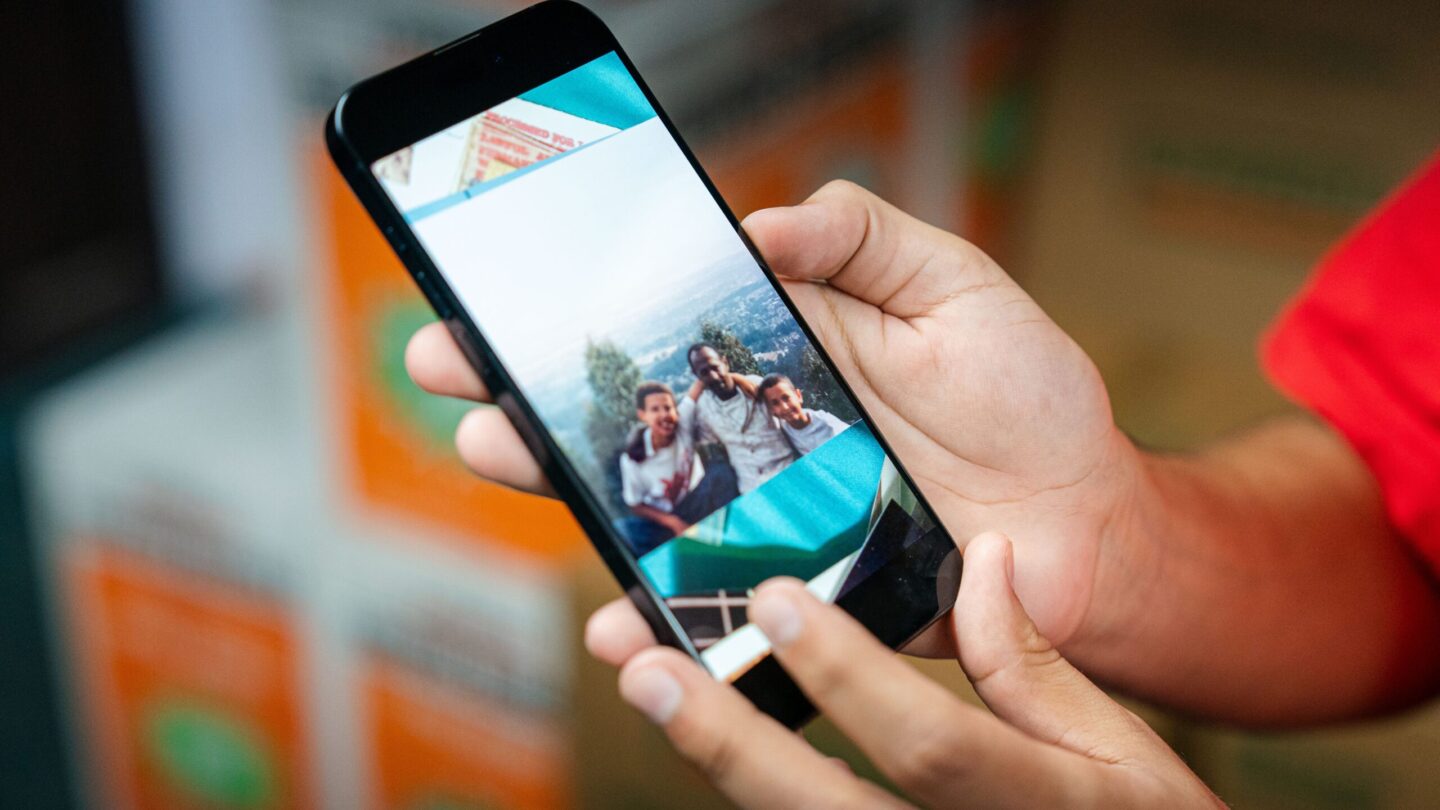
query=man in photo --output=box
[618,381,738,556]
[686,343,796,494]
[756,373,852,456]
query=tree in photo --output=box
[800,344,861,423]
[699,320,761,377]
[584,338,643,513]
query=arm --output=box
[630,503,689,536]
[677,395,697,435]
[604,534,1221,809]
[730,373,759,398]
[1075,417,1440,724]
[689,396,718,445]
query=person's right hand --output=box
[608,533,1222,809]
[405,179,1145,656]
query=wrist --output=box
[1062,432,1172,660]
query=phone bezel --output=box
[326,0,960,729]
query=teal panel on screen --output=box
[638,423,885,597]
[519,51,655,129]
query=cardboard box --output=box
[24,318,578,809]
[341,538,573,810]
[313,154,588,562]
[57,542,314,810]
[1013,0,1440,448]
[22,316,766,809]
[26,318,326,809]
[1186,705,1440,809]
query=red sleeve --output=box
[1262,149,1440,576]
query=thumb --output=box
[741,180,1007,319]
[955,532,1160,760]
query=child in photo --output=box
[756,374,851,456]
[619,381,738,555]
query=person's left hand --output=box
[590,532,1221,809]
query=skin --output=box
[613,534,1221,808]
[729,374,758,400]
[638,391,680,449]
[689,346,738,399]
[689,373,748,403]
[761,379,810,429]
[404,180,1440,805]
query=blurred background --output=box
[3,0,1439,807]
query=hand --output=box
[729,372,759,398]
[661,473,689,509]
[606,533,1220,808]
[659,513,690,537]
[406,180,1144,651]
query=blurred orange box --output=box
[363,657,569,810]
[315,156,586,562]
[64,543,313,810]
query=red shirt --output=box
[1263,150,1440,575]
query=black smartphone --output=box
[327,0,959,728]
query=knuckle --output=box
[970,621,1065,697]
[669,707,749,785]
[790,633,854,698]
[815,177,866,199]
[820,789,901,810]
[803,662,848,703]
[888,719,971,795]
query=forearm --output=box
[632,504,682,529]
[1074,417,1440,726]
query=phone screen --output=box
[372,51,939,681]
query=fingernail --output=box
[1004,539,1015,586]
[622,666,682,725]
[751,589,804,647]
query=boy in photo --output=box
[757,373,851,456]
[619,381,738,555]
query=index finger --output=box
[619,647,907,810]
[748,579,1097,808]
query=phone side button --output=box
[414,271,452,318]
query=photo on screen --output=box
[373,52,936,678]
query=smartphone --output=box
[327,0,959,728]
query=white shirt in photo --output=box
[693,375,794,493]
[619,416,703,513]
[780,409,851,456]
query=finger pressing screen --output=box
[953,533,1176,765]
[748,578,1095,808]
[618,647,907,809]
